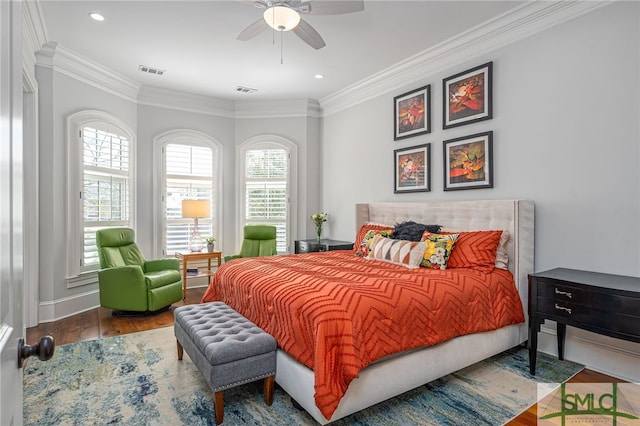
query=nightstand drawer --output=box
[297,241,311,253]
[294,239,354,254]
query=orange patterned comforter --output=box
[201,250,524,419]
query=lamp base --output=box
[189,230,203,252]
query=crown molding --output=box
[23,0,48,73]
[35,42,141,103]
[319,1,612,116]
[235,98,321,119]
[137,85,235,118]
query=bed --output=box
[202,199,534,424]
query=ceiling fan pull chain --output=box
[281,30,284,64]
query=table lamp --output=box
[182,199,210,252]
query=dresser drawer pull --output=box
[555,304,572,314]
[555,288,572,298]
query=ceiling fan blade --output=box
[237,18,269,41]
[305,0,364,15]
[293,19,326,50]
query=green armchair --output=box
[96,228,183,315]
[224,225,277,262]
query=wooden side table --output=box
[175,251,222,299]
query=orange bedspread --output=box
[201,250,525,419]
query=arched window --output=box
[154,130,221,256]
[238,136,297,253]
[66,110,136,278]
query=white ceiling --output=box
[38,1,523,101]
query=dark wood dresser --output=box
[294,239,353,254]
[528,267,640,374]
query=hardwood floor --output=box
[26,286,623,426]
[26,286,207,346]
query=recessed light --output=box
[89,12,105,22]
[314,74,324,79]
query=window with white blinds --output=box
[244,148,289,253]
[82,126,132,271]
[164,143,215,255]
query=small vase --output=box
[316,225,322,243]
[207,243,214,253]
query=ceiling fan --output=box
[237,0,365,50]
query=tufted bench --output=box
[173,302,277,424]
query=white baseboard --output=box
[537,324,640,383]
[38,288,100,323]
[37,280,211,323]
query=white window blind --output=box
[164,143,214,255]
[244,148,288,252]
[82,126,131,270]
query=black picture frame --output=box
[443,131,493,191]
[394,85,431,140]
[394,143,431,193]
[442,62,493,129]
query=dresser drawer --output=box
[536,278,587,303]
[537,297,640,338]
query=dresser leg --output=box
[557,323,566,360]
[528,322,538,375]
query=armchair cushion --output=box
[145,270,182,290]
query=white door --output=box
[1,0,25,424]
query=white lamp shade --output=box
[181,200,210,218]
[264,6,301,31]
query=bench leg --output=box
[176,340,183,360]
[264,375,275,406]
[214,391,224,425]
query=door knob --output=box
[18,335,55,368]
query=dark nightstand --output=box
[294,239,353,254]
[528,268,640,375]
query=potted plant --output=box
[203,236,216,252]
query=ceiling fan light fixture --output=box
[264,6,300,31]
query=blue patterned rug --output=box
[24,326,583,425]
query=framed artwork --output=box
[394,85,431,140]
[443,131,493,191]
[394,143,430,193]
[442,62,492,129]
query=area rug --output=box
[24,326,583,425]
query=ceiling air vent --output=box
[138,65,166,76]
[235,86,258,94]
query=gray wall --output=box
[136,104,235,256]
[323,2,639,277]
[322,2,639,380]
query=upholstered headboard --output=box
[356,200,535,329]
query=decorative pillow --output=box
[391,221,442,242]
[354,223,394,256]
[446,230,504,272]
[367,235,427,269]
[419,232,459,269]
[356,229,394,257]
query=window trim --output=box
[236,135,298,254]
[153,129,223,258]
[66,110,136,282]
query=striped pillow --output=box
[367,235,426,269]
